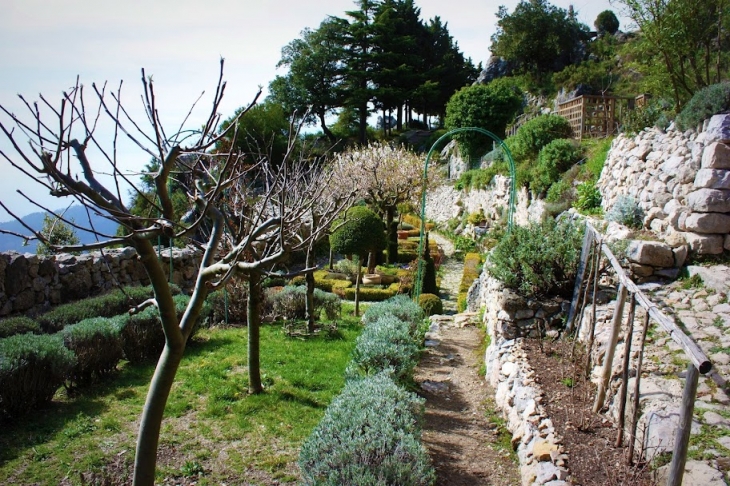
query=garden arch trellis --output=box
[414,127,516,300]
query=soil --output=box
[415,322,522,485]
[522,338,656,486]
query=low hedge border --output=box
[0,316,41,338]
[61,317,124,387]
[457,252,482,312]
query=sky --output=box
[0,0,631,222]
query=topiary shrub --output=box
[61,317,124,386]
[457,253,482,313]
[510,114,573,161]
[675,82,730,131]
[267,285,341,321]
[594,10,619,35]
[37,284,180,333]
[488,218,584,298]
[531,139,583,195]
[347,315,420,384]
[343,286,397,302]
[0,316,41,338]
[0,333,75,417]
[606,194,645,229]
[418,294,443,316]
[299,373,435,486]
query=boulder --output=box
[626,240,675,268]
[681,212,730,234]
[5,254,30,296]
[672,245,689,268]
[686,188,730,212]
[702,142,730,169]
[683,233,725,255]
[705,115,730,143]
[695,168,730,189]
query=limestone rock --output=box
[695,168,730,189]
[532,440,558,461]
[655,460,726,486]
[673,245,689,268]
[725,234,730,251]
[626,240,675,268]
[686,188,730,213]
[683,233,725,255]
[705,115,730,143]
[682,212,730,234]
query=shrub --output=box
[606,195,645,229]
[510,115,573,161]
[573,180,602,212]
[621,98,673,135]
[488,219,584,298]
[299,373,434,486]
[531,139,583,195]
[333,259,359,279]
[418,294,443,316]
[595,10,620,35]
[347,315,420,383]
[362,295,424,335]
[0,333,75,417]
[457,253,482,313]
[545,179,573,203]
[61,317,123,386]
[37,285,180,333]
[206,279,247,325]
[675,82,730,131]
[0,316,41,338]
[457,294,468,313]
[343,287,397,302]
[267,285,341,321]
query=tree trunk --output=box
[358,104,368,145]
[319,112,336,142]
[397,104,403,131]
[133,344,184,486]
[354,256,362,317]
[305,251,316,334]
[248,271,263,394]
[385,205,398,264]
[382,108,387,137]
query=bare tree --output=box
[0,60,349,485]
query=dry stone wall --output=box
[598,114,730,256]
[0,246,201,317]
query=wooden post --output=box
[667,363,700,486]
[628,312,651,465]
[594,284,627,413]
[616,294,636,447]
[566,226,594,333]
[584,240,602,377]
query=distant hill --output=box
[0,206,119,253]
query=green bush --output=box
[330,206,387,261]
[343,286,397,302]
[299,373,434,486]
[675,82,730,131]
[510,115,573,161]
[0,316,41,338]
[456,252,482,313]
[267,285,341,321]
[488,219,584,298]
[606,194,645,229]
[361,295,425,336]
[37,285,180,333]
[418,294,443,316]
[206,279,247,325]
[595,10,620,35]
[61,317,123,386]
[347,315,420,383]
[621,98,673,135]
[574,181,602,212]
[531,139,583,195]
[0,333,75,417]
[545,179,573,203]
[333,259,359,279]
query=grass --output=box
[0,309,363,485]
[483,396,518,463]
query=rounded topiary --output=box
[675,82,730,131]
[532,139,583,195]
[330,206,387,260]
[511,114,573,161]
[594,10,619,35]
[418,293,443,316]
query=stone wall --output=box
[0,246,202,317]
[598,114,730,255]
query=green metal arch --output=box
[413,127,516,301]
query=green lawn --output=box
[0,312,362,485]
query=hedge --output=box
[298,373,434,486]
[418,294,443,316]
[457,253,482,312]
[361,295,425,340]
[0,316,41,338]
[37,284,181,333]
[61,317,124,386]
[346,315,420,384]
[0,333,75,417]
[343,286,398,302]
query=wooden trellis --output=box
[557,95,623,140]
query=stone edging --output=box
[485,335,571,485]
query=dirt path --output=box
[415,234,521,485]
